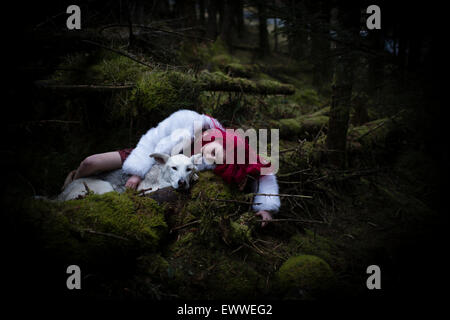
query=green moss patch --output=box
[275,255,335,298]
[20,192,167,267]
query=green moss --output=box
[272,109,329,139]
[190,171,236,200]
[131,71,201,114]
[225,63,257,78]
[347,118,391,148]
[211,54,233,68]
[165,232,263,299]
[293,88,321,110]
[288,230,346,272]
[137,253,170,281]
[275,255,335,298]
[51,51,149,84]
[20,192,167,266]
[230,220,252,244]
[207,256,263,299]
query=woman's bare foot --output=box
[61,170,76,191]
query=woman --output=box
[63,110,280,226]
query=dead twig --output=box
[170,220,200,233]
[255,218,325,224]
[81,229,129,241]
[251,193,313,199]
[138,187,153,195]
[207,198,261,205]
[83,182,91,194]
[82,39,153,68]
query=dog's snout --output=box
[178,179,186,188]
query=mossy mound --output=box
[224,63,258,78]
[288,230,346,273]
[272,107,330,140]
[165,232,264,300]
[178,171,253,244]
[347,118,392,149]
[275,255,335,298]
[20,192,167,268]
[156,171,263,299]
[292,88,321,111]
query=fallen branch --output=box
[138,187,153,195]
[251,193,313,199]
[81,229,129,241]
[255,218,325,224]
[34,81,134,92]
[170,220,200,233]
[208,198,260,205]
[83,182,91,194]
[82,39,153,68]
[99,23,214,42]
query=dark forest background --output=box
[1,0,448,308]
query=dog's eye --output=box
[171,166,177,171]
[186,168,192,172]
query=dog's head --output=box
[150,153,202,190]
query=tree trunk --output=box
[206,0,218,39]
[235,0,245,38]
[198,0,206,26]
[219,0,233,49]
[257,2,270,57]
[326,5,357,167]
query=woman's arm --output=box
[253,174,280,227]
[253,174,281,212]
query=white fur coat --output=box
[122,109,280,212]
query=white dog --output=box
[57,153,201,201]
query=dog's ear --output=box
[190,153,202,165]
[150,153,170,164]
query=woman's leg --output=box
[73,151,123,179]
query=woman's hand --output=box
[125,175,142,189]
[255,210,272,227]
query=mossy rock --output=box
[288,230,347,273]
[20,192,167,268]
[275,255,335,298]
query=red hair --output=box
[202,117,271,185]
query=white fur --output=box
[57,178,114,201]
[58,153,200,201]
[122,110,223,178]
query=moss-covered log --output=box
[40,68,295,96]
[347,115,403,150]
[197,71,295,95]
[224,63,258,78]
